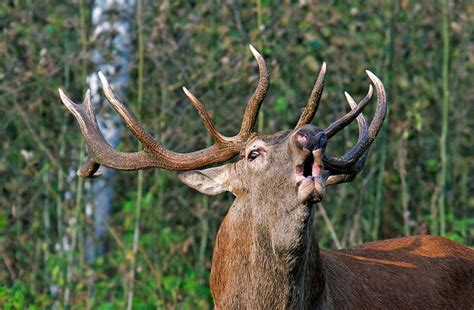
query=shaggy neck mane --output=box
[210,200,326,308]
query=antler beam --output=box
[59,45,269,177]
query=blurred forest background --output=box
[1,0,473,308]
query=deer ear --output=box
[178,165,232,196]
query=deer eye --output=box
[247,150,260,161]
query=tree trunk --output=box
[85,0,135,262]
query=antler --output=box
[323,70,387,185]
[59,45,269,177]
[295,62,373,132]
[295,62,326,128]
[293,62,386,185]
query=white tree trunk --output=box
[86,0,135,262]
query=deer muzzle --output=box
[296,148,326,204]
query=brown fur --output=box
[211,209,474,309]
[321,236,474,309]
[211,213,474,309]
[62,49,472,308]
[179,126,474,309]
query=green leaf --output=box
[274,97,288,113]
[445,232,464,244]
[425,158,438,173]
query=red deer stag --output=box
[59,46,474,309]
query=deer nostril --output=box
[295,126,325,151]
[296,133,308,149]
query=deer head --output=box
[59,45,386,307]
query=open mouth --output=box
[296,150,323,183]
[303,153,314,177]
[296,149,325,203]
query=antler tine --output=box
[344,91,369,146]
[325,174,356,187]
[324,84,373,139]
[323,91,369,186]
[182,87,228,145]
[295,62,327,128]
[342,91,370,168]
[238,44,270,138]
[365,70,387,140]
[98,72,161,151]
[59,89,112,177]
[323,70,387,175]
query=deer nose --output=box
[294,125,326,151]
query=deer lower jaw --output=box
[296,150,326,204]
[297,176,325,204]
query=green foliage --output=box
[0,283,52,309]
[1,0,473,308]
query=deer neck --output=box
[210,200,326,309]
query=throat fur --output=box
[211,203,325,309]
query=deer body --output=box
[321,236,473,309]
[204,131,473,309]
[212,209,474,309]
[60,45,474,309]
